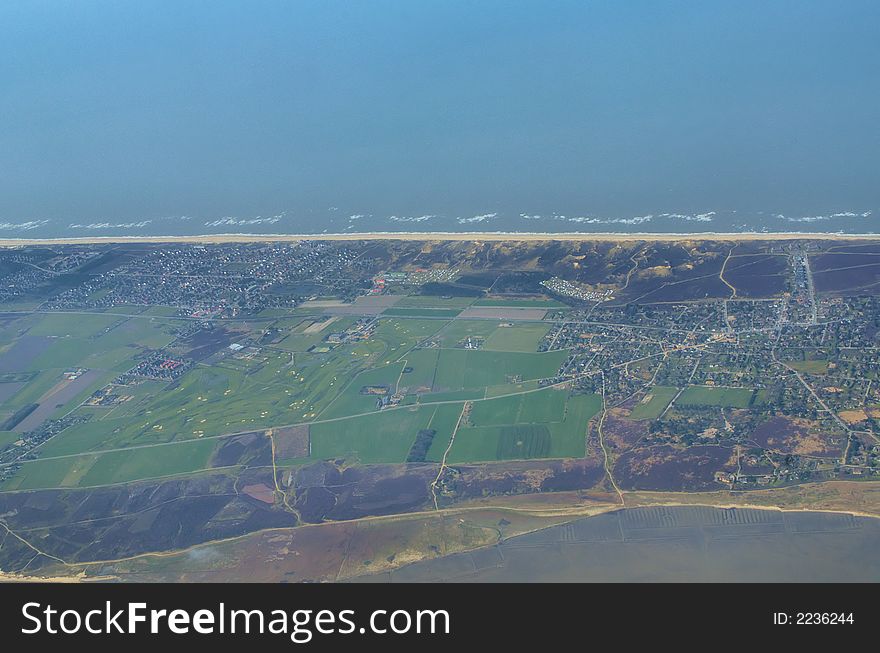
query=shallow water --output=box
[357,506,880,582]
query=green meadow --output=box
[448,391,601,463]
[677,385,755,408]
[0,309,574,488]
[629,386,679,419]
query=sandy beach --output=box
[1,230,879,247]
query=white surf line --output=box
[3,229,880,247]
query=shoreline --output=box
[1,230,880,246]
[2,499,878,582]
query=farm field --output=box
[433,349,567,391]
[3,437,219,490]
[395,295,476,309]
[474,298,567,308]
[482,323,551,352]
[787,360,830,374]
[677,385,755,408]
[629,386,679,419]
[448,391,601,462]
[310,403,460,464]
[0,305,578,485]
[382,307,461,318]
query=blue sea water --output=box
[1,1,878,238]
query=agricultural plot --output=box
[433,349,567,392]
[310,403,460,464]
[34,418,132,458]
[370,318,447,359]
[398,348,439,391]
[677,385,755,408]
[319,362,407,419]
[482,323,551,352]
[396,295,476,309]
[474,298,566,308]
[2,437,219,490]
[432,319,499,346]
[0,431,18,449]
[382,308,461,318]
[25,312,122,337]
[461,425,553,460]
[23,315,178,371]
[629,386,678,420]
[0,335,53,373]
[787,360,829,374]
[37,346,363,455]
[447,390,600,463]
[468,388,568,427]
[1,369,61,412]
[485,379,542,397]
[78,438,219,487]
[419,389,484,402]
[13,368,110,432]
[423,403,466,462]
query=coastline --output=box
[3,499,879,583]
[1,230,880,246]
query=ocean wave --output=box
[388,215,434,223]
[204,216,282,227]
[777,211,872,223]
[457,213,498,224]
[658,212,716,222]
[562,214,654,225]
[69,220,153,229]
[0,219,50,231]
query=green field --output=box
[371,318,447,360]
[0,431,18,449]
[396,296,476,309]
[0,310,601,487]
[482,323,551,352]
[25,313,122,337]
[2,438,219,490]
[382,307,461,318]
[78,438,219,487]
[433,349,567,391]
[310,403,461,464]
[433,320,499,346]
[447,390,600,463]
[320,362,406,419]
[398,348,440,391]
[474,298,567,308]
[27,344,372,454]
[485,379,542,397]
[27,316,177,372]
[419,389,485,402]
[677,385,755,408]
[454,424,554,460]
[468,387,568,427]
[787,360,829,374]
[274,317,344,352]
[424,404,465,461]
[629,386,678,419]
